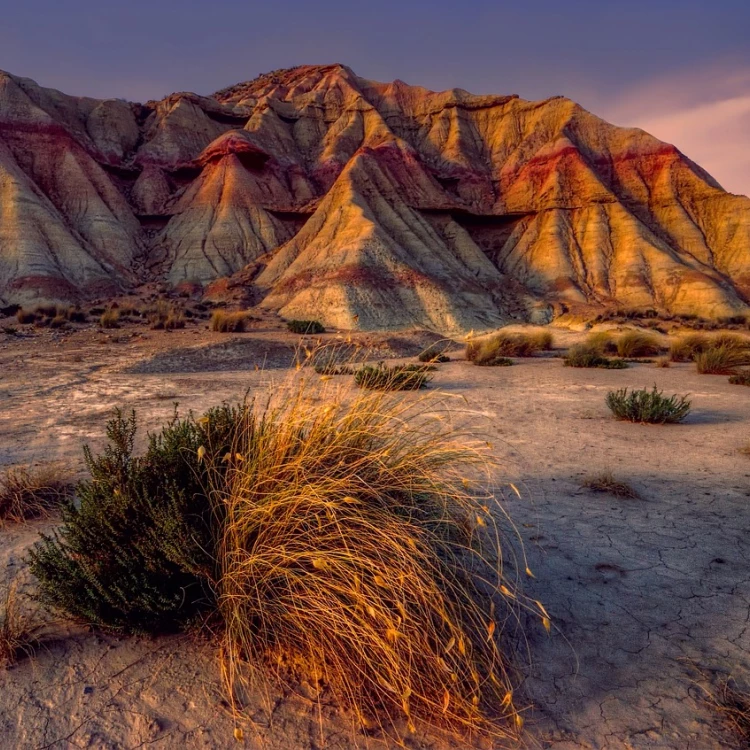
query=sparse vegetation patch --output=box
[29,390,539,740]
[287,319,325,334]
[0,465,74,526]
[354,363,432,390]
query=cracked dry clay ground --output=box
[0,327,748,749]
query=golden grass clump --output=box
[694,346,750,375]
[147,300,186,330]
[99,308,120,329]
[216,383,537,741]
[0,464,73,526]
[702,676,750,746]
[0,582,36,668]
[466,330,541,365]
[210,309,250,333]
[581,470,640,499]
[615,330,663,358]
[669,333,711,362]
[585,331,617,355]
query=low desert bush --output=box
[616,331,663,358]
[355,364,432,390]
[581,470,639,499]
[29,407,239,632]
[0,465,74,526]
[694,346,750,375]
[563,344,628,369]
[418,343,450,363]
[287,319,325,335]
[729,371,750,386]
[30,386,541,740]
[99,309,120,329]
[655,357,671,368]
[0,582,36,668]
[210,310,249,333]
[15,309,36,325]
[606,386,691,424]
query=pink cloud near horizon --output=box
[597,65,750,198]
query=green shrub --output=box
[564,344,628,369]
[605,386,691,424]
[418,344,450,363]
[616,331,663,358]
[210,310,249,333]
[29,407,239,633]
[729,371,750,386]
[287,319,325,335]
[354,364,432,390]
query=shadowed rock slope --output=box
[1,64,748,329]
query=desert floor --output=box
[0,321,748,749]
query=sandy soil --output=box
[0,320,748,749]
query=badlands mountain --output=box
[1,63,748,331]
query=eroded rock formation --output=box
[1,64,748,329]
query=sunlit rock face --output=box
[0,64,748,329]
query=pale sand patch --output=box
[0,324,747,748]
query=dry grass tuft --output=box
[210,309,250,333]
[581,470,640,499]
[669,333,711,362]
[655,357,671,368]
[586,331,617,355]
[466,331,542,365]
[616,331,663,358]
[0,464,74,526]
[0,582,37,668]
[702,676,750,746]
[217,384,535,741]
[99,308,120,329]
[694,346,750,375]
[146,300,186,330]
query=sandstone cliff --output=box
[0,64,748,329]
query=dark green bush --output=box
[354,364,431,390]
[287,319,325,335]
[29,407,241,633]
[418,344,450,363]
[729,371,750,386]
[564,344,628,369]
[605,386,691,424]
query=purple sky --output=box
[2,0,748,195]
